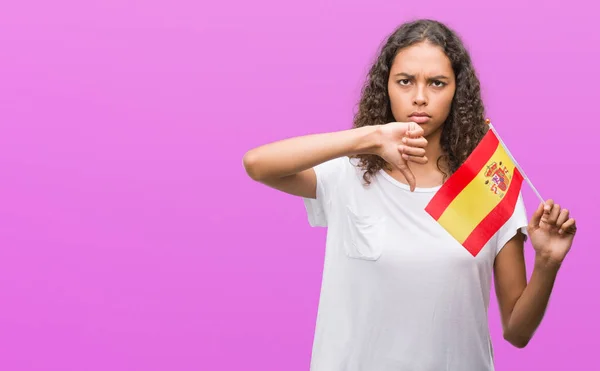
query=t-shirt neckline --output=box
[378,169,442,193]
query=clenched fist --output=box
[373,121,428,191]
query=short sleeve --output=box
[302,157,347,227]
[495,192,529,255]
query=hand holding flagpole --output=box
[485,118,545,204]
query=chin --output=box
[425,124,444,139]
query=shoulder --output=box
[495,192,529,255]
[303,156,362,227]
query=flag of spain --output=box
[425,128,524,257]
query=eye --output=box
[397,79,411,86]
[431,80,446,87]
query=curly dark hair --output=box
[352,19,488,184]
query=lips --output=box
[409,113,431,124]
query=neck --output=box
[423,127,445,169]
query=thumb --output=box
[400,167,416,192]
[529,202,545,229]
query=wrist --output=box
[534,252,562,273]
[352,125,383,156]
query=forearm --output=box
[243,125,380,181]
[505,255,561,347]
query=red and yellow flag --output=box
[425,128,524,257]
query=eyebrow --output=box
[394,72,450,80]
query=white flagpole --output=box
[486,118,545,204]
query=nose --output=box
[413,85,428,106]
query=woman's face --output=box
[387,41,456,139]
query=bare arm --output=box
[494,201,576,348]
[242,122,428,198]
[242,126,381,198]
[494,234,556,348]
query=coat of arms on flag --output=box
[425,120,541,257]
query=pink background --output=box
[1,0,598,370]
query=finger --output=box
[540,199,554,223]
[559,218,577,235]
[406,129,424,139]
[402,154,428,164]
[402,137,428,148]
[529,202,544,229]
[398,145,426,157]
[406,123,424,138]
[556,208,570,227]
[547,203,561,225]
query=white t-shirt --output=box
[302,156,528,371]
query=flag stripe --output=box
[462,169,524,256]
[433,143,516,244]
[425,129,499,220]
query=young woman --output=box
[243,19,577,371]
